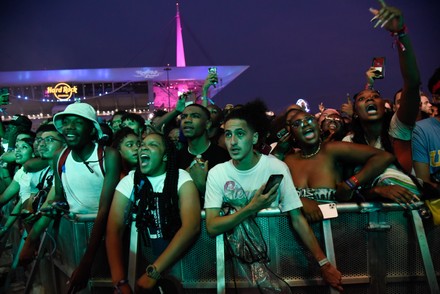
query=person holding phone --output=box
[200,67,218,107]
[343,0,420,175]
[205,100,343,292]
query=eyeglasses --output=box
[287,116,316,128]
[39,136,64,144]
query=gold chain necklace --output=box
[301,142,321,159]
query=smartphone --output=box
[263,174,284,194]
[0,88,9,105]
[372,57,385,79]
[208,67,218,88]
[276,128,289,139]
[318,203,338,219]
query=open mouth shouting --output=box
[365,103,378,115]
[139,153,151,167]
[302,128,316,140]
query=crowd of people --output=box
[0,1,439,293]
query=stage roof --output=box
[0,65,248,96]
[0,65,249,117]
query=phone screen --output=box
[263,174,284,194]
[372,57,385,79]
[276,128,288,139]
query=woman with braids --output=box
[106,132,200,293]
[341,1,426,205]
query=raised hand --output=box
[369,0,404,32]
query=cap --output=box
[53,102,103,139]
[10,115,32,130]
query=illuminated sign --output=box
[46,83,78,100]
[134,69,160,79]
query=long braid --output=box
[133,134,181,241]
[162,137,181,239]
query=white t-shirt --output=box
[116,169,193,201]
[342,113,413,148]
[205,154,302,213]
[14,167,28,202]
[116,169,193,241]
[12,167,44,203]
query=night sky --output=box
[0,0,439,114]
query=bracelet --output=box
[318,258,329,267]
[391,25,408,51]
[364,83,374,90]
[349,175,360,187]
[344,179,356,190]
[113,279,129,294]
[200,96,215,105]
[391,25,408,37]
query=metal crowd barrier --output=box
[12,202,440,293]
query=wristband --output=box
[349,175,360,187]
[200,96,215,105]
[364,83,374,90]
[391,25,408,51]
[344,179,356,190]
[113,279,129,294]
[318,258,329,267]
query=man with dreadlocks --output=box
[106,132,200,293]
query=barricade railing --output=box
[15,202,440,293]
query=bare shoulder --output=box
[284,150,300,163]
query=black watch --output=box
[146,264,161,280]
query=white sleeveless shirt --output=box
[59,144,104,214]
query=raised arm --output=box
[200,70,218,107]
[151,95,186,134]
[370,1,420,125]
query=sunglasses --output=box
[287,116,316,128]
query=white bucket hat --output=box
[53,102,103,139]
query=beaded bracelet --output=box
[113,279,129,294]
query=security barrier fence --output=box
[1,202,439,293]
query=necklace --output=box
[188,141,211,156]
[363,134,381,148]
[301,142,321,159]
